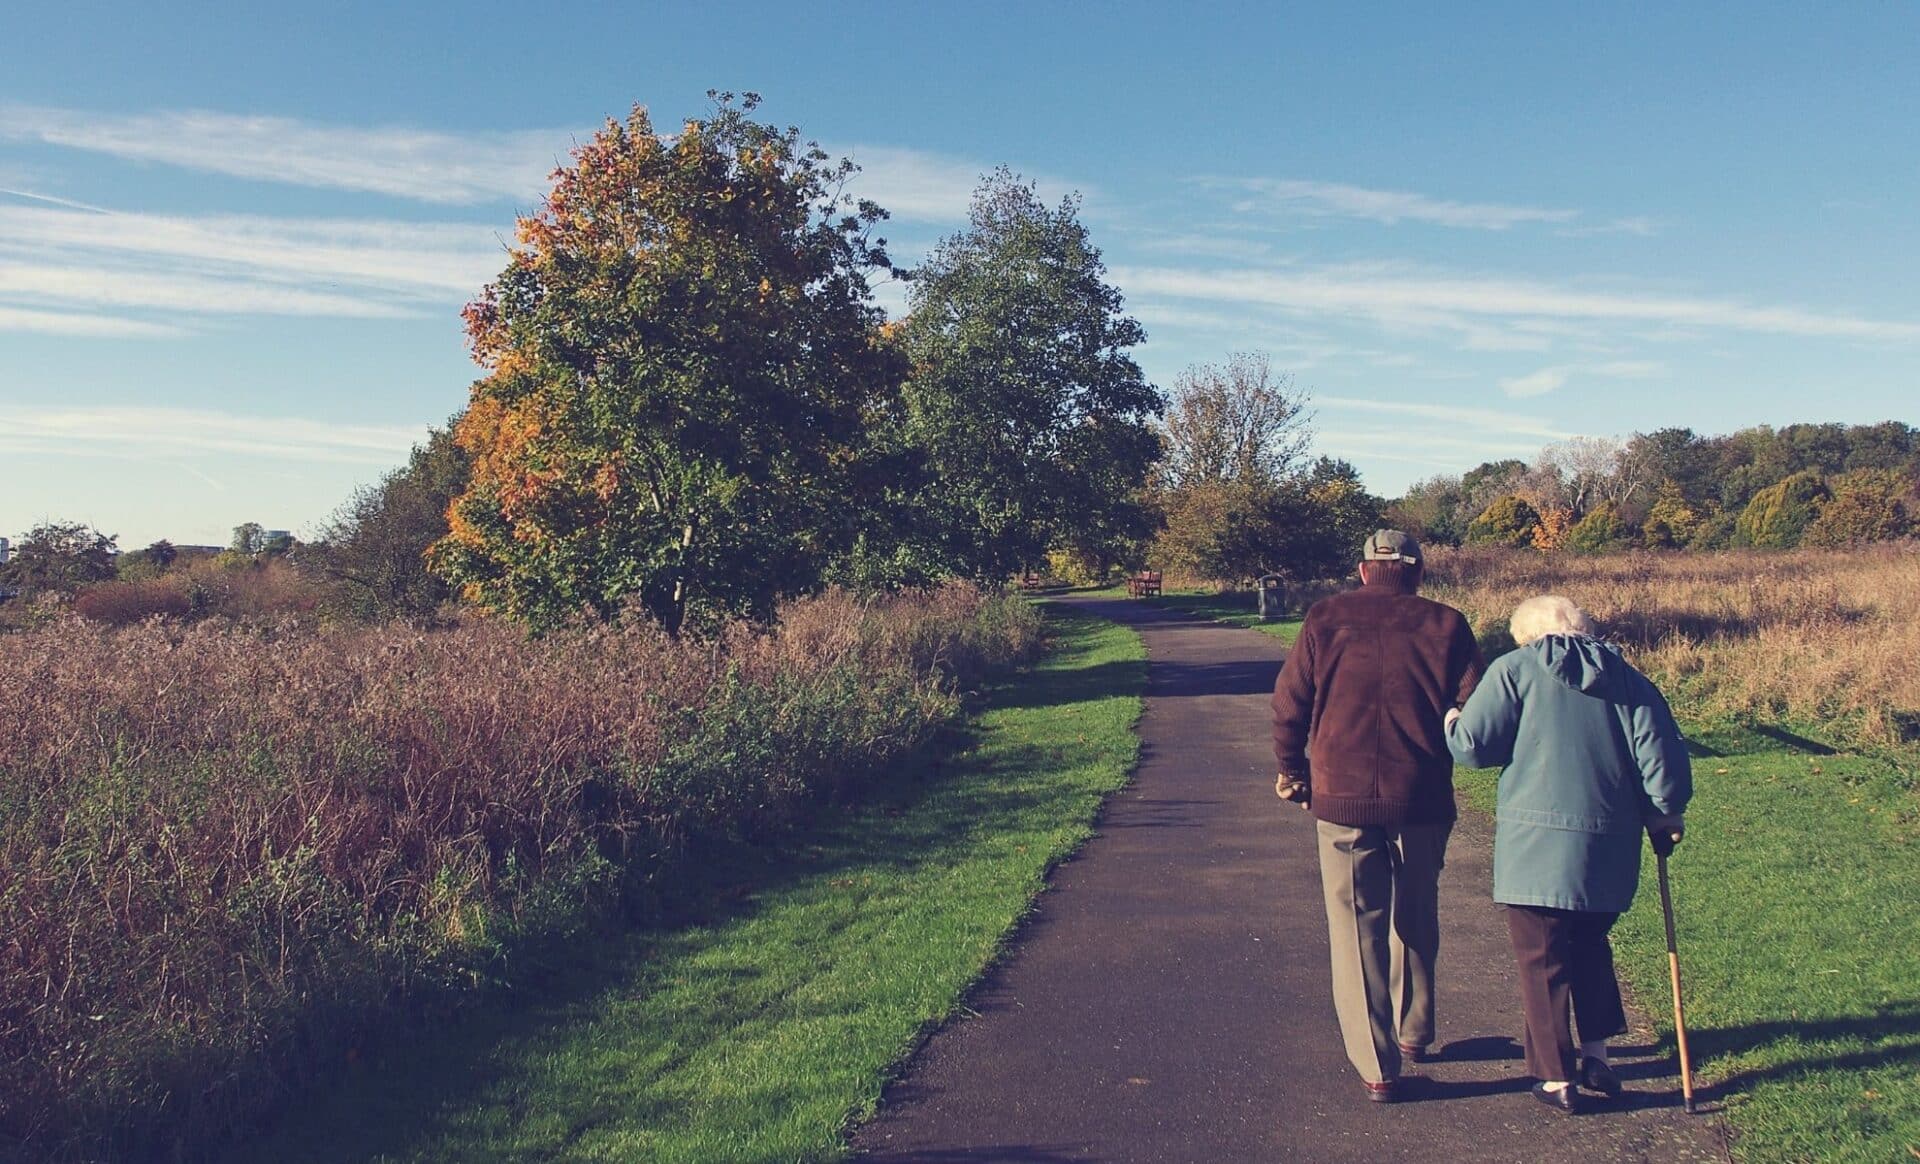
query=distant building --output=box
[0,536,9,565]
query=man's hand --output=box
[1275,774,1311,809]
[1647,813,1685,857]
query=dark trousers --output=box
[1504,905,1628,1082]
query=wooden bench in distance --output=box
[1127,570,1162,598]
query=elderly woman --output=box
[1444,596,1691,1114]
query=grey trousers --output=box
[1314,819,1453,1083]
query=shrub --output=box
[1565,502,1633,555]
[1466,494,1540,548]
[1734,470,1829,549]
[1803,468,1912,547]
[1685,508,1738,551]
[1044,547,1106,587]
[1641,485,1705,549]
[72,579,193,625]
[0,583,1038,1159]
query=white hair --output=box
[1510,595,1596,646]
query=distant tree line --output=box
[1387,422,1920,553]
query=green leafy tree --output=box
[1385,474,1467,547]
[1841,421,1920,474]
[115,539,178,582]
[1272,457,1385,580]
[1565,501,1632,555]
[432,94,905,631]
[1150,458,1380,584]
[316,425,471,622]
[230,522,265,555]
[1466,495,1541,548]
[0,521,118,597]
[899,168,1163,580]
[1625,428,1718,510]
[1686,509,1739,551]
[1150,479,1258,581]
[1734,470,1829,549]
[1640,482,1706,549]
[1459,459,1528,515]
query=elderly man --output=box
[1271,530,1485,1102]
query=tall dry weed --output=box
[1425,543,1920,743]
[0,582,1039,1160]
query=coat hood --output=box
[1528,634,1625,696]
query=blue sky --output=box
[3,2,1916,549]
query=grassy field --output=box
[1455,736,1918,1163]
[236,608,1145,1162]
[1428,547,1920,1163]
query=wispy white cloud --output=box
[1316,394,1577,442]
[0,104,570,203]
[0,201,507,329]
[839,144,1093,224]
[0,204,504,295]
[0,262,414,318]
[0,102,1070,220]
[1126,230,1278,261]
[0,405,427,464]
[1312,397,1582,475]
[1499,360,1664,398]
[840,145,988,222]
[1557,216,1661,238]
[0,304,183,337]
[1110,262,1920,343]
[1203,178,1580,231]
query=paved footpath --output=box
[853,597,1728,1163]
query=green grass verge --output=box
[1455,729,1920,1163]
[235,607,1145,1163]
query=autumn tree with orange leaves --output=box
[432,93,905,631]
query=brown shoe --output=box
[1364,1079,1398,1104]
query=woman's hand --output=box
[1647,813,1685,856]
[1444,707,1462,731]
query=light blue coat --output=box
[1445,635,1692,913]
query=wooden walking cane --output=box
[1656,847,1697,1113]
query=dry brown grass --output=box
[0,583,1040,1159]
[1424,543,1920,743]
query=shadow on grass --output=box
[1684,999,1920,1103]
[1682,719,1845,758]
[1750,723,1839,755]
[231,619,1142,1162]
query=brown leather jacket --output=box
[1272,584,1485,827]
